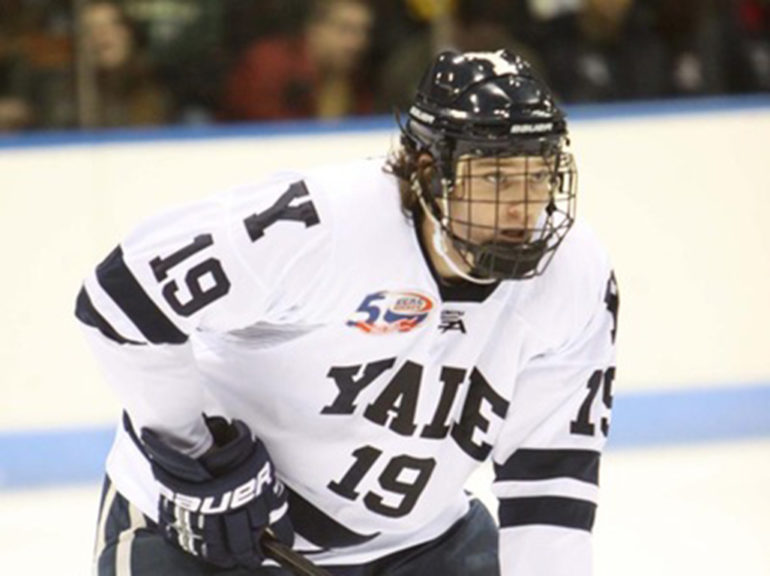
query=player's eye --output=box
[528,170,551,184]
[482,172,511,186]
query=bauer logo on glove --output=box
[156,460,275,514]
[141,416,294,569]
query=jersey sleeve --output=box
[75,175,329,455]
[491,265,619,576]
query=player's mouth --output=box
[498,229,528,242]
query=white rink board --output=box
[1,439,768,576]
[1,106,770,429]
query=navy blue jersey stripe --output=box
[287,488,380,549]
[494,449,600,484]
[499,496,597,531]
[96,245,188,344]
[75,286,144,345]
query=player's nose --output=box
[503,201,525,222]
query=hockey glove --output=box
[141,417,293,569]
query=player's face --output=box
[448,155,555,246]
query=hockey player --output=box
[77,49,619,576]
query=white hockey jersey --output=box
[77,157,618,575]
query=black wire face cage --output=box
[433,147,577,281]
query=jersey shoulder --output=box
[302,156,402,220]
[81,161,400,345]
[109,168,338,335]
[550,219,613,290]
[218,158,401,322]
[299,156,409,249]
[513,220,615,350]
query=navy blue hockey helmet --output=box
[401,50,577,282]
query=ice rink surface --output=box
[1,438,768,576]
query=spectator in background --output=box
[117,0,229,123]
[521,0,755,103]
[223,0,310,59]
[0,0,75,130]
[222,0,374,121]
[0,33,34,131]
[81,1,171,127]
[723,0,770,92]
[651,0,729,97]
[526,0,669,102]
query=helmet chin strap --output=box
[411,175,497,286]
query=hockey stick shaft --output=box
[261,531,333,576]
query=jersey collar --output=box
[411,210,501,303]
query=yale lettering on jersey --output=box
[322,359,509,462]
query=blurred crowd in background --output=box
[0,0,768,133]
